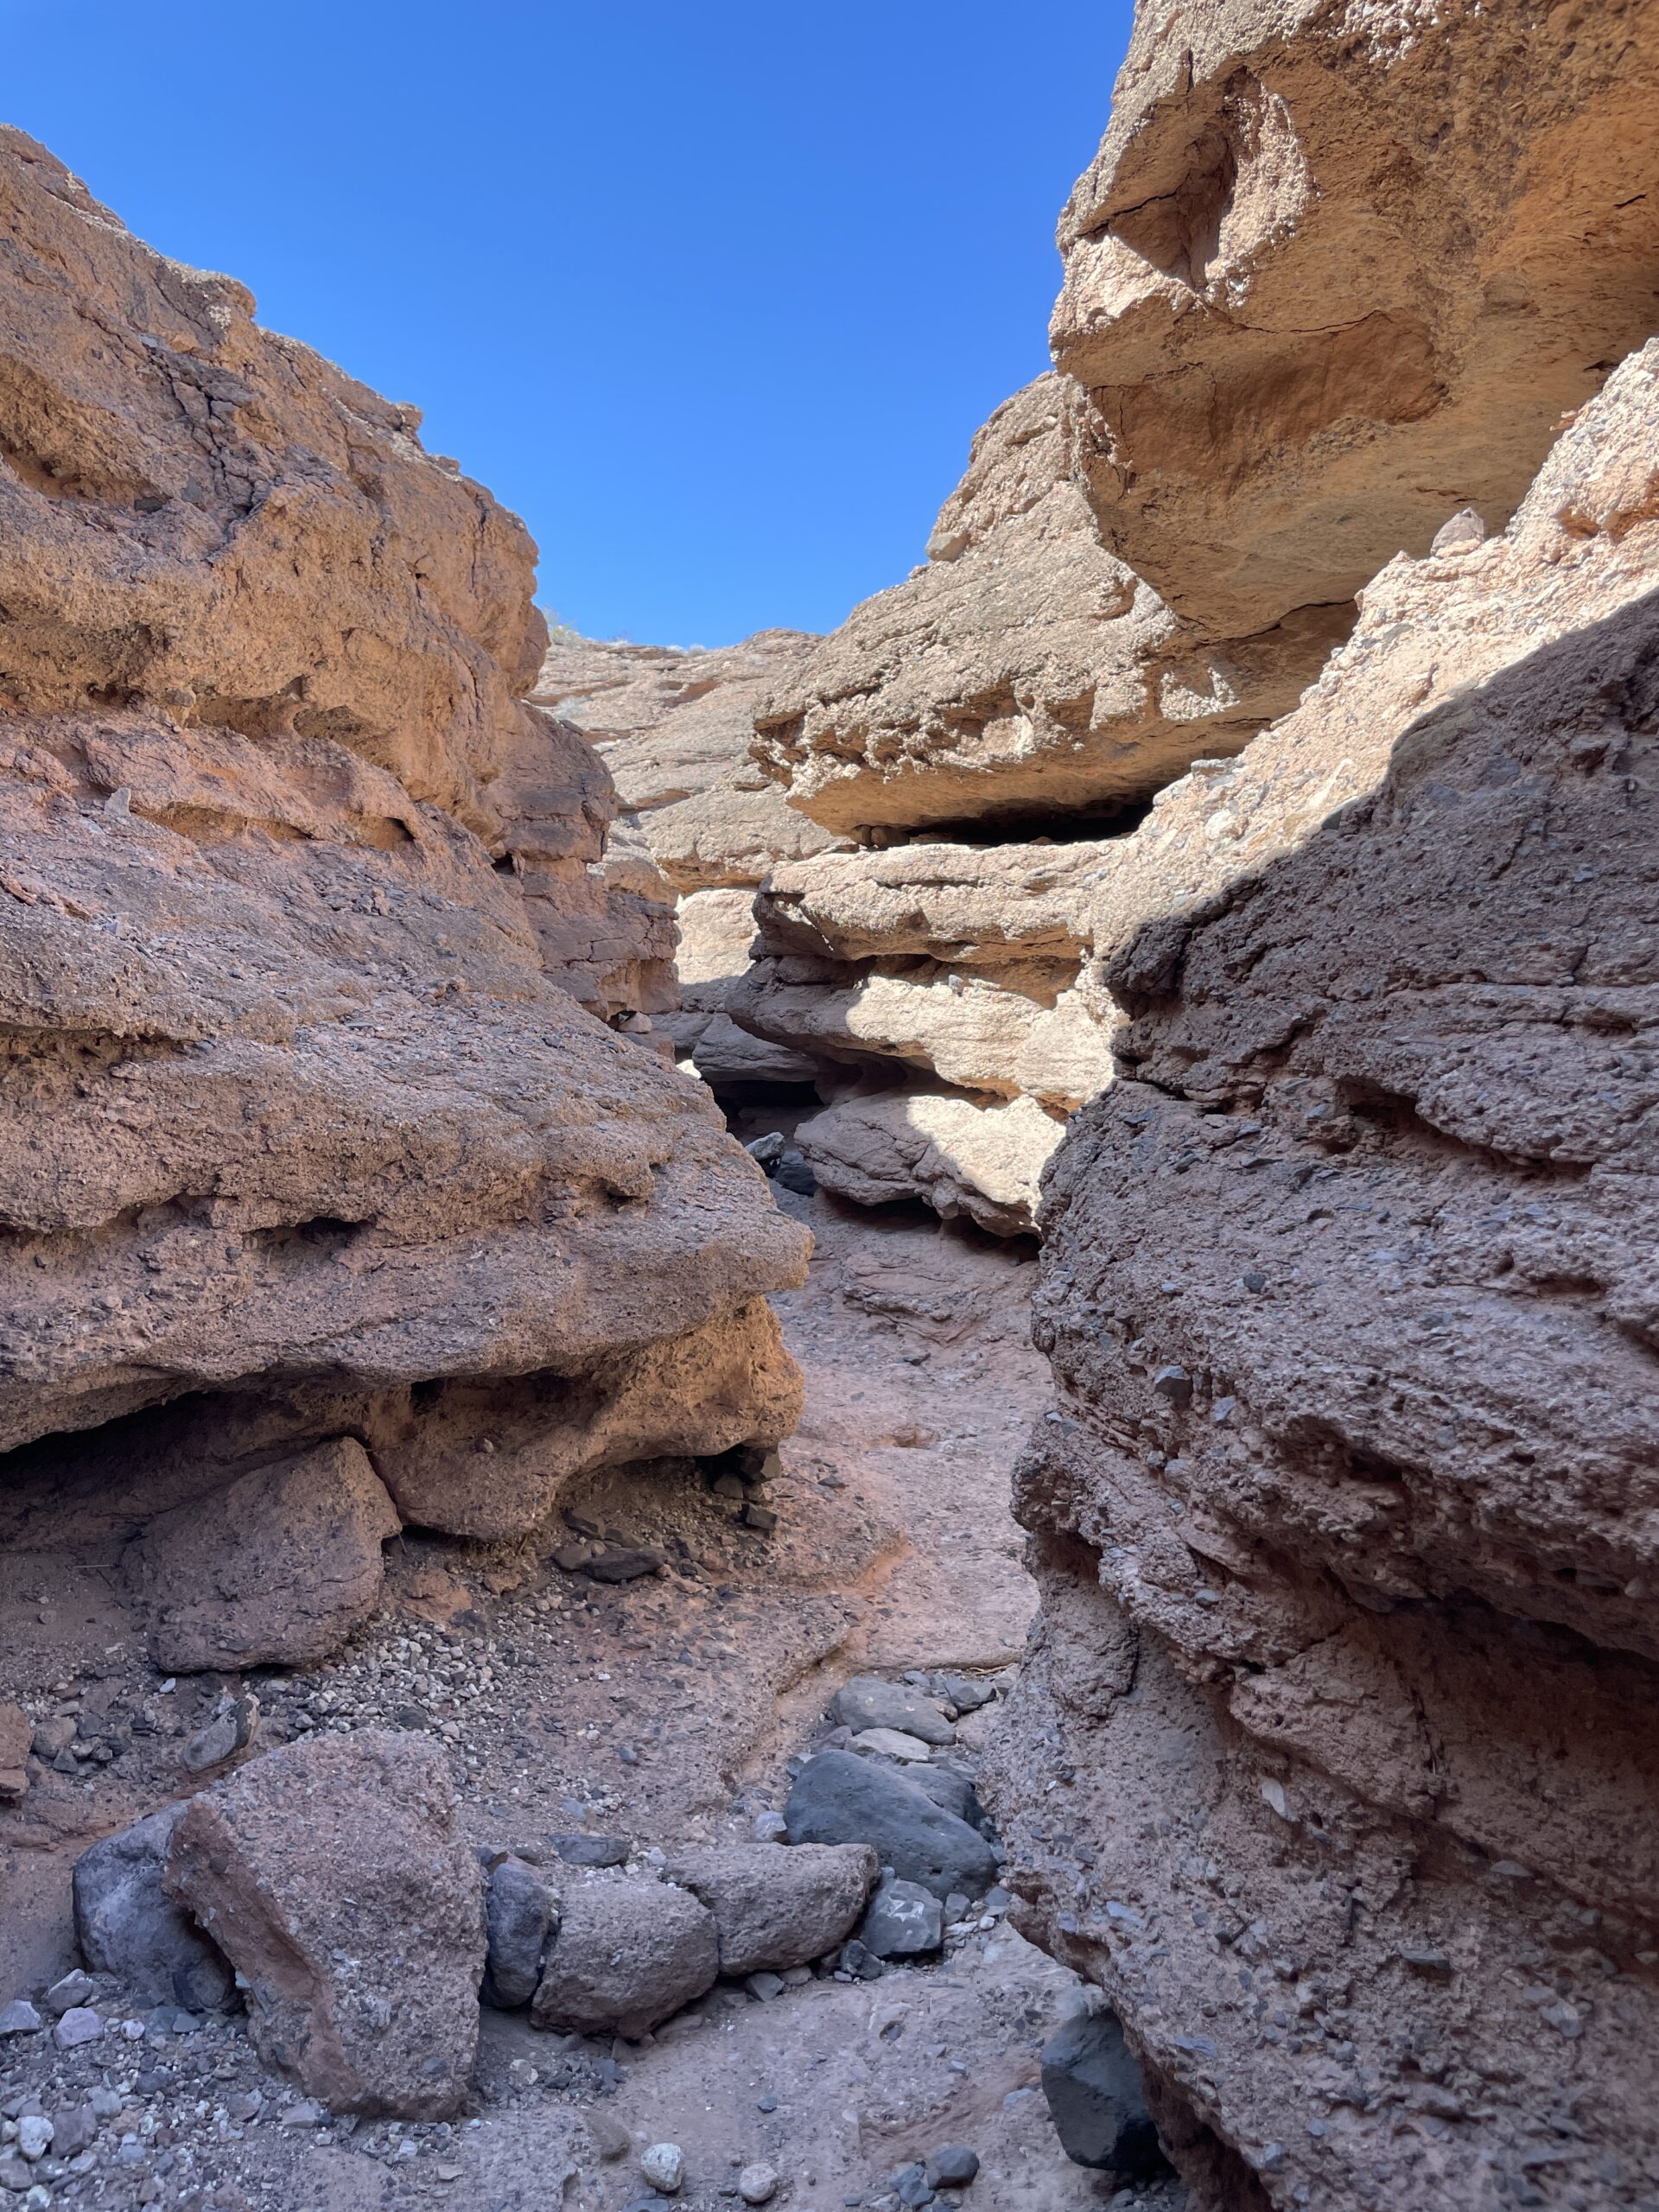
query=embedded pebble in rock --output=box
[640,2142,685,2193]
[830,1676,957,1745]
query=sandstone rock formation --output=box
[0,131,806,1641]
[1053,0,1659,651]
[166,1733,484,2117]
[749,374,1326,836]
[537,627,847,1085]
[988,345,1659,2206]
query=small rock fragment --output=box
[0,1701,29,1801]
[43,1969,94,2015]
[640,2142,685,2192]
[859,1875,944,1959]
[53,2006,104,2050]
[552,1832,630,1868]
[738,2164,779,2205]
[0,2000,43,2035]
[925,2144,980,2188]
[181,1690,260,1775]
[830,1677,956,1745]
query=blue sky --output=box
[3,2,1132,646]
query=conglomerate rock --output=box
[985,346,1659,2206]
[1052,0,1659,647]
[0,135,806,1624]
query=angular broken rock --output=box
[181,1692,260,1776]
[783,1751,998,1903]
[125,1439,399,1674]
[531,1878,717,2041]
[830,1677,956,1745]
[1039,2012,1164,2177]
[0,1701,28,1801]
[165,1731,485,2117]
[482,1857,559,2011]
[73,1802,234,2010]
[858,1874,944,1960]
[660,1841,878,1977]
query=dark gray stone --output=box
[899,1762,988,1834]
[785,1751,997,1901]
[858,1876,943,1959]
[552,1833,629,1868]
[1039,2011,1167,2177]
[775,1152,817,1196]
[482,1857,558,2009]
[837,1939,886,1980]
[925,2144,980,2188]
[73,1803,235,2010]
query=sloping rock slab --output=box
[165,1732,484,2116]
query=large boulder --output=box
[164,1732,485,2117]
[990,345,1659,2207]
[660,1842,878,1976]
[531,1878,718,2039]
[783,1751,999,1902]
[1052,0,1659,652]
[124,1438,399,1672]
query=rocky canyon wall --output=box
[981,17,1659,2192]
[534,628,848,1086]
[0,130,806,1665]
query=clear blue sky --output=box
[3,1,1132,646]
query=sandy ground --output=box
[0,1181,1180,2212]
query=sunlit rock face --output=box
[986,343,1659,2209]
[0,132,806,1600]
[1052,0,1659,652]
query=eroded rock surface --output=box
[1053,0,1659,647]
[989,346,1659,2206]
[0,134,806,1609]
[750,375,1319,836]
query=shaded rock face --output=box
[165,1733,484,2117]
[536,628,852,1085]
[0,134,807,1647]
[1053,0,1659,649]
[749,375,1325,837]
[987,350,1659,2204]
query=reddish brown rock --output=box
[124,1438,399,1673]
[0,134,807,1546]
[165,1732,484,2117]
[0,1702,28,1802]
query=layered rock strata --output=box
[988,346,1659,2205]
[536,628,843,1084]
[1053,0,1659,649]
[0,134,806,1640]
